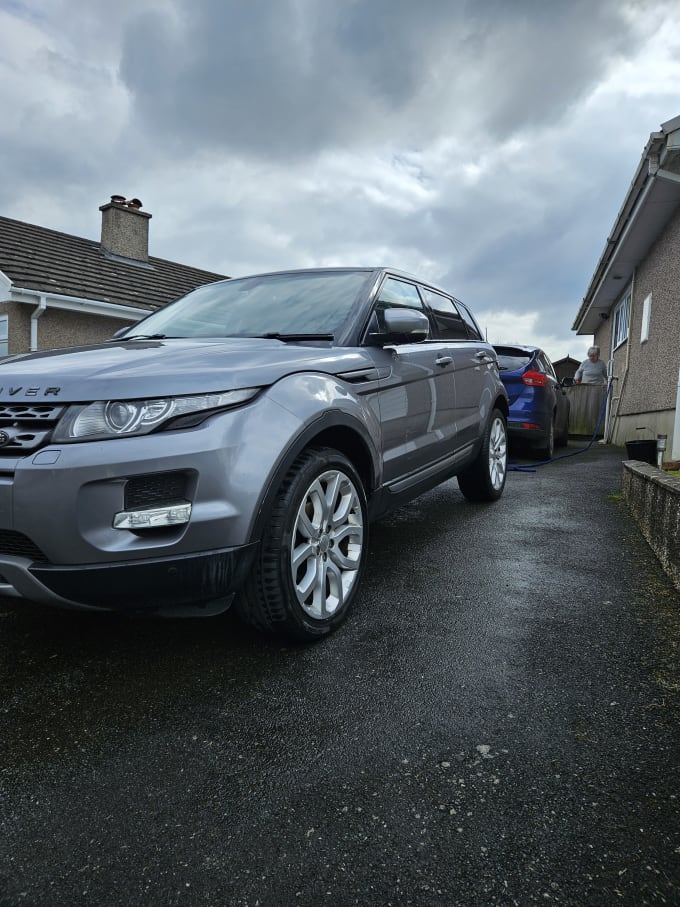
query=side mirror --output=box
[367,307,430,345]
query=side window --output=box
[456,301,483,340]
[371,277,429,335]
[612,288,631,348]
[538,352,556,378]
[420,288,468,340]
[0,315,8,357]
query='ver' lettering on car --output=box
[44,387,61,396]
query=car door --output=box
[420,289,492,452]
[365,276,456,484]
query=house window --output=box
[0,316,7,357]
[612,289,630,348]
[640,293,651,343]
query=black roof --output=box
[0,216,228,312]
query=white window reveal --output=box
[612,288,630,348]
[0,315,7,357]
[640,293,651,343]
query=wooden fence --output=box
[566,384,608,438]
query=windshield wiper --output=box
[249,332,335,342]
[110,333,169,342]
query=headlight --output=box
[52,388,260,441]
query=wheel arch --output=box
[494,393,509,420]
[248,413,378,543]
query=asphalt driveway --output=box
[0,442,679,906]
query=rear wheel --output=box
[556,410,569,448]
[457,409,508,502]
[535,416,554,460]
[237,447,367,641]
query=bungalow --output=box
[0,196,228,355]
[572,115,680,463]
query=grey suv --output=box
[0,268,508,640]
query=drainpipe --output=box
[30,296,47,351]
[673,365,680,461]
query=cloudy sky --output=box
[1,0,679,361]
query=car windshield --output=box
[121,270,373,339]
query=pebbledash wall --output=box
[594,207,680,452]
[622,461,680,591]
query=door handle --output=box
[435,356,453,367]
[475,350,491,361]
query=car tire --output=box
[457,408,508,502]
[555,411,569,448]
[535,417,555,460]
[237,447,367,641]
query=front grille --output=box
[0,530,49,563]
[0,403,65,454]
[125,472,189,509]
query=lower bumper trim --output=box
[28,544,258,613]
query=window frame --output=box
[611,287,631,349]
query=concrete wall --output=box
[622,460,680,592]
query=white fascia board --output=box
[0,270,12,293]
[8,286,149,321]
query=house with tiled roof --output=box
[573,115,680,463]
[0,195,228,355]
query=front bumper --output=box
[0,396,302,612]
[0,543,258,613]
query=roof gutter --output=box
[9,286,151,320]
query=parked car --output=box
[492,344,570,459]
[0,268,509,640]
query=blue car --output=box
[493,344,570,459]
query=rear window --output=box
[495,351,532,371]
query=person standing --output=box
[574,346,608,385]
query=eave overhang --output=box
[573,115,680,336]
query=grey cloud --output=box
[119,0,640,160]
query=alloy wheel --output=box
[290,469,364,620]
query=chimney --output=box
[99,195,152,262]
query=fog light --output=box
[113,502,192,529]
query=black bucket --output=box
[625,439,657,464]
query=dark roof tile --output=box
[0,216,228,311]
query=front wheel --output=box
[457,409,508,502]
[237,447,367,641]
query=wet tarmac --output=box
[0,442,679,906]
